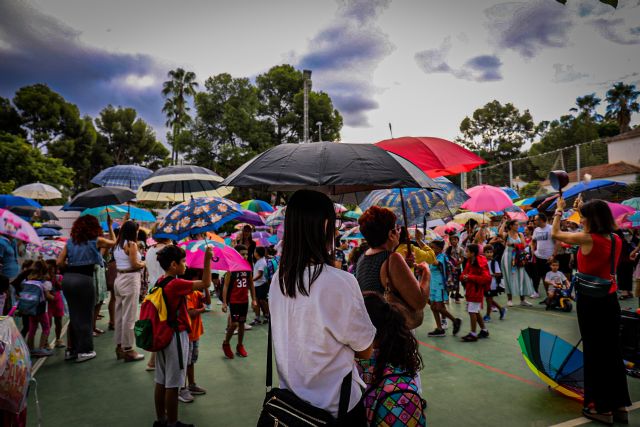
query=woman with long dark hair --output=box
[552,197,630,424]
[57,215,115,362]
[499,219,534,307]
[235,224,256,265]
[269,190,376,425]
[113,220,146,362]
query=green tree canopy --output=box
[0,97,24,137]
[293,91,343,142]
[162,68,198,164]
[605,82,640,133]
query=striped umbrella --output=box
[137,165,231,202]
[91,165,152,191]
[12,183,62,200]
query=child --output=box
[544,260,570,309]
[153,244,212,427]
[461,244,491,342]
[221,245,258,358]
[427,240,462,337]
[445,234,465,303]
[249,247,270,326]
[483,245,506,322]
[22,260,55,356]
[45,259,66,348]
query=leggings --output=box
[28,313,51,341]
[63,272,95,354]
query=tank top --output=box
[114,241,141,270]
[577,233,621,293]
[355,251,390,294]
[227,271,250,304]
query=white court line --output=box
[549,401,640,427]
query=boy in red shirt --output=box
[153,245,212,427]
[461,244,492,342]
[222,244,257,358]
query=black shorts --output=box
[255,284,269,300]
[484,289,502,298]
[229,303,248,323]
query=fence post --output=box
[576,144,581,181]
[509,160,513,189]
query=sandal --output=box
[619,294,632,300]
[582,408,613,425]
[96,314,104,319]
[93,328,105,335]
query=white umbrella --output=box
[12,183,62,200]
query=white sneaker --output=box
[216,300,223,305]
[507,300,514,307]
[441,319,448,329]
[520,300,533,307]
[178,388,194,403]
[491,306,499,312]
[75,351,96,363]
[530,292,540,298]
[244,323,253,330]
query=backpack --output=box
[134,276,181,353]
[365,370,427,426]
[18,280,46,316]
[263,256,279,284]
[489,259,503,288]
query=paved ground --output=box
[25,295,640,427]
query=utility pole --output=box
[508,160,513,189]
[303,70,312,143]
[576,144,581,182]
[316,121,323,142]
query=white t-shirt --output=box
[269,265,376,417]
[533,224,555,259]
[253,257,267,287]
[545,270,567,286]
[145,245,166,287]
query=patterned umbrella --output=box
[234,210,266,226]
[12,182,62,200]
[179,240,251,271]
[0,195,41,209]
[0,208,41,245]
[617,211,640,229]
[433,222,464,236]
[240,200,274,214]
[515,197,536,207]
[265,206,286,227]
[91,165,153,191]
[137,165,230,202]
[36,227,62,237]
[154,197,244,240]
[26,240,65,260]
[452,212,486,225]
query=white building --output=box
[603,127,640,166]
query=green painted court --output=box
[26,296,640,426]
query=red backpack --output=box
[134,276,180,352]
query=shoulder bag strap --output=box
[266,319,273,390]
[384,253,393,295]
[610,234,617,279]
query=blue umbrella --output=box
[91,165,153,191]
[549,180,628,209]
[501,187,520,200]
[0,195,42,209]
[81,205,156,222]
[526,208,539,217]
[36,227,62,237]
[154,197,244,240]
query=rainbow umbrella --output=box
[179,240,251,271]
[241,199,274,214]
[518,328,584,401]
[515,197,536,207]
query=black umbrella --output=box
[40,223,62,230]
[63,187,136,211]
[136,165,229,202]
[8,206,59,221]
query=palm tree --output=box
[605,82,640,133]
[162,68,198,164]
[570,94,602,120]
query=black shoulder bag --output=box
[257,321,352,426]
[573,234,616,298]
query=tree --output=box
[605,82,640,133]
[570,94,602,121]
[95,105,169,168]
[12,84,82,149]
[0,97,24,137]
[162,68,199,164]
[293,91,343,142]
[519,180,544,197]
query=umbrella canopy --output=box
[220,142,437,197]
[607,202,635,219]
[179,240,252,271]
[81,205,155,222]
[234,210,266,226]
[265,206,286,227]
[154,197,244,240]
[136,165,229,202]
[526,208,539,218]
[36,227,62,237]
[343,209,362,220]
[374,136,486,178]
[12,183,61,200]
[617,211,640,229]
[240,200,274,214]
[0,195,42,209]
[461,185,513,212]
[622,197,640,210]
[452,212,486,225]
[341,226,364,240]
[26,240,65,260]
[64,187,136,211]
[40,223,62,230]
[515,197,536,207]
[0,209,41,245]
[433,222,464,237]
[501,187,520,200]
[549,180,628,209]
[8,206,59,221]
[518,328,584,401]
[91,165,153,191]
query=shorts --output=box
[188,340,199,366]
[467,302,483,314]
[229,303,248,323]
[484,289,500,298]
[429,287,449,303]
[155,330,189,388]
[255,284,269,300]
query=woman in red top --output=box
[552,197,630,425]
[460,244,491,342]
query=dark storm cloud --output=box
[463,55,503,81]
[0,0,167,129]
[297,0,394,128]
[591,18,640,45]
[485,1,572,58]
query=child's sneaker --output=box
[178,388,194,403]
[249,318,261,326]
[188,384,207,395]
[520,300,532,307]
[507,300,514,307]
[499,307,507,320]
[222,343,234,359]
[31,348,53,357]
[483,315,491,322]
[530,292,539,298]
[452,318,462,336]
[478,330,490,339]
[236,345,248,357]
[262,317,270,324]
[54,339,65,348]
[76,351,97,363]
[461,333,478,342]
[244,323,253,330]
[441,319,448,329]
[427,328,446,337]
[491,306,499,312]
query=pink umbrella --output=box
[461,185,513,212]
[607,202,635,219]
[433,222,464,237]
[0,208,41,245]
[507,211,529,222]
[179,240,251,271]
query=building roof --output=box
[541,161,640,185]
[601,127,640,144]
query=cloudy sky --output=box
[1,0,639,144]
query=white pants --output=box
[114,272,141,349]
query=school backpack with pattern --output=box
[263,256,279,284]
[134,276,180,352]
[18,280,46,316]
[364,368,427,427]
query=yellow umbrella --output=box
[452,212,486,225]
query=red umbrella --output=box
[375,136,486,178]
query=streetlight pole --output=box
[316,121,322,141]
[303,69,312,143]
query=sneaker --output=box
[427,328,446,337]
[216,300,223,305]
[188,384,207,395]
[441,319,448,329]
[507,300,514,307]
[236,344,248,357]
[152,420,166,427]
[31,348,53,357]
[76,351,97,363]
[145,365,155,371]
[64,350,77,361]
[178,388,194,403]
[491,306,499,312]
[249,319,261,326]
[499,307,507,320]
[483,315,491,322]
[461,333,478,342]
[244,323,253,330]
[54,339,66,348]
[174,422,195,427]
[262,317,270,324]
[452,318,462,336]
[520,300,532,307]
[478,330,490,339]
[204,305,212,312]
[222,343,234,359]
[530,292,540,298]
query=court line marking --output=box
[507,305,577,320]
[31,319,69,376]
[417,340,545,388]
[549,401,640,427]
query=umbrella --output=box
[334,203,348,214]
[374,136,486,178]
[515,197,536,207]
[607,202,635,219]
[240,200,274,214]
[40,223,62,230]
[91,165,153,191]
[622,198,640,210]
[461,185,514,212]
[26,240,65,260]
[136,165,230,202]
[154,197,244,240]
[8,206,59,221]
[343,209,362,220]
[36,227,62,237]
[501,187,520,200]
[234,210,266,226]
[265,206,286,227]
[617,211,640,229]
[433,222,464,237]
[549,180,628,209]
[0,195,41,209]
[518,328,584,401]
[12,182,62,200]
[342,226,364,240]
[63,187,136,211]
[0,317,32,414]
[179,240,251,271]
[0,209,41,245]
[526,208,539,218]
[81,205,156,222]
[452,212,486,225]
